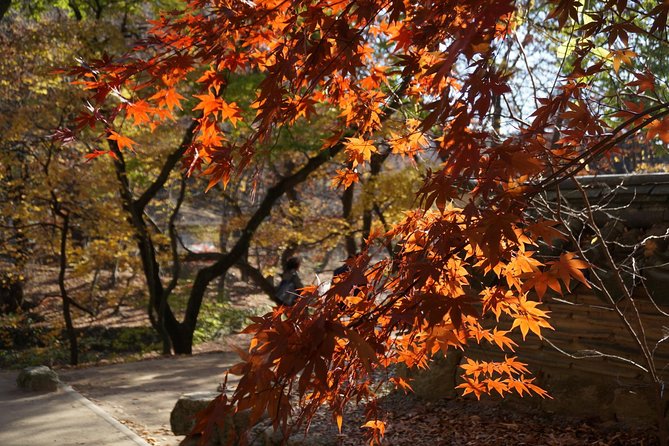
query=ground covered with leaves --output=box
[58,337,657,446]
[2,269,660,445]
[279,391,657,446]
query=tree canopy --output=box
[60,0,669,442]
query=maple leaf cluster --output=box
[60,0,669,443]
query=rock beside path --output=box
[171,392,220,435]
[173,393,275,446]
[16,366,60,392]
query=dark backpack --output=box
[275,275,298,305]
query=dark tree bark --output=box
[360,150,390,249]
[108,120,197,354]
[235,260,278,303]
[55,208,78,365]
[341,184,358,257]
[0,275,23,314]
[0,0,11,22]
[68,0,82,21]
[185,252,279,304]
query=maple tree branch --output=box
[164,173,187,299]
[183,251,222,262]
[181,247,277,299]
[542,338,649,372]
[540,180,661,386]
[537,102,669,190]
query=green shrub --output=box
[194,300,261,344]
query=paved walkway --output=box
[0,346,243,446]
[0,371,150,446]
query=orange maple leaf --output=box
[510,295,553,340]
[646,117,669,144]
[549,252,590,292]
[524,270,561,299]
[609,49,636,73]
[389,376,414,393]
[84,150,113,161]
[344,136,377,167]
[193,92,221,117]
[220,100,242,127]
[125,100,152,126]
[361,420,385,436]
[107,131,137,151]
[456,377,486,400]
[484,378,507,397]
[150,87,185,111]
[331,168,359,189]
[491,328,517,351]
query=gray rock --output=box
[174,394,265,446]
[171,391,220,435]
[16,366,60,392]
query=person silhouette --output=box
[275,257,303,306]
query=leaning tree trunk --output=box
[56,211,78,366]
[179,78,410,353]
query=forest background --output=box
[2,0,669,444]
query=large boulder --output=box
[16,366,60,392]
[171,392,221,435]
[174,393,271,446]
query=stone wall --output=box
[408,289,668,424]
[471,289,668,424]
[414,174,669,424]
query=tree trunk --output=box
[341,184,358,256]
[110,141,176,354]
[360,151,389,249]
[0,275,23,314]
[217,218,228,296]
[0,0,11,22]
[177,79,407,352]
[57,212,78,366]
